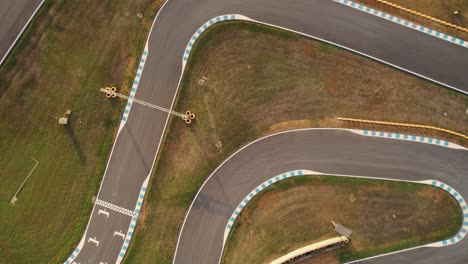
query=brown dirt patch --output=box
[221,177,462,264]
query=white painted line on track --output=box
[95,199,138,218]
[115,216,138,263]
[87,237,99,247]
[98,209,109,218]
[69,3,174,259]
[114,231,126,239]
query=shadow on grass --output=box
[65,120,86,164]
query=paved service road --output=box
[0,0,44,65]
[67,0,467,263]
[174,129,468,264]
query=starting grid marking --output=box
[116,180,149,264]
[334,0,468,48]
[223,170,307,244]
[430,180,468,246]
[95,199,138,218]
[64,185,148,264]
[182,14,251,68]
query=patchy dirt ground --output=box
[221,177,462,264]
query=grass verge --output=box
[124,21,467,263]
[0,0,162,263]
[221,176,462,264]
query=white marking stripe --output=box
[98,209,109,218]
[88,237,99,247]
[95,199,138,218]
[114,231,125,239]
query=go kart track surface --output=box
[1,0,467,263]
[42,0,468,263]
[174,129,468,264]
[0,0,44,65]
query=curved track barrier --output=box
[337,117,468,140]
[369,0,468,33]
[222,171,468,264]
[334,0,467,50]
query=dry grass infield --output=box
[125,22,467,263]
[221,176,462,264]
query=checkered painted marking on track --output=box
[95,199,138,218]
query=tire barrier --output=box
[182,110,196,124]
[104,86,117,99]
[270,236,349,264]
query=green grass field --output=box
[221,176,462,264]
[0,0,162,262]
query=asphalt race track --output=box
[0,0,44,65]
[173,129,468,264]
[54,0,468,263]
[1,0,467,263]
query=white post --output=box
[10,157,39,204]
